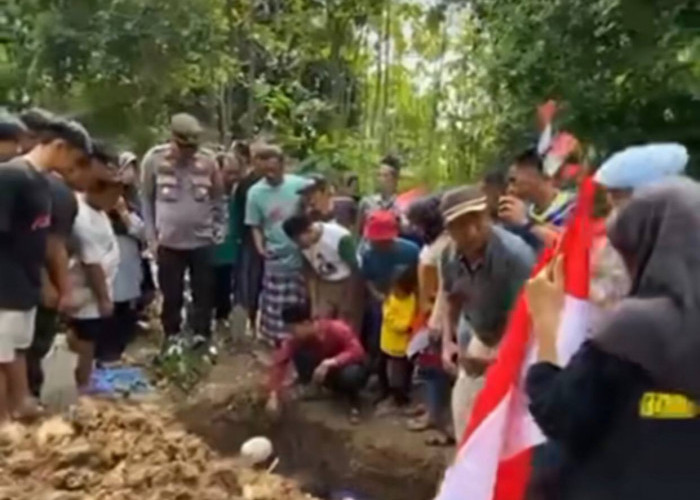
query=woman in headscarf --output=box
[118,152,141,211]
[525,177,700,500]
[119,151,157,320]
[589,143,688,325]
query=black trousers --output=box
[95,301,138,362]
[293,348,368,406]
[27,306,59,397]
[362,297,388,395]
[158,246,213,338]
[380,353,412,405]
[138,256,157,313]
[212,264,234,320]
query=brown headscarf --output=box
[594,177,700,398]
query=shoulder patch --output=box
[198,147,216,158]
[148,143,170,154]
[146,144,174,161]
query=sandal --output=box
[402,404,426,418]
[425,433,456,447]
[406,415,433,432]
[349,408,361,425]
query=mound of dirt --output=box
[0,398,314,500]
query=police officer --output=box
[141,113,225,348]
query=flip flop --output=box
[402,404,427,418]
[349,408,361,425]
[406,416,432,432]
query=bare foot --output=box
[12,397,44,422]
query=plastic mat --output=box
[90,366,153,395]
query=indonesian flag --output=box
[435,177,595,500]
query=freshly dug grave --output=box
[181,391,445,500]
[0,398,314,500]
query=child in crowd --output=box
[67,150,122,389]
[376,266,417,414]
[211,152,243,333]
[96,187,145,364]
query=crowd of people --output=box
[1,105,699,497]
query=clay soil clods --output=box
[0,398,314,500]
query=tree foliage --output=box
[457,0,700,172]
[1,0,698,183]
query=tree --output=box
[461,0,700,172]
[1,0,233,150]
[2,0,697,183]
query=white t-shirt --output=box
[419,233,451,267]
[302,222,353,282]
[68,196,120,319]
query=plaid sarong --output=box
[259,267,308,342]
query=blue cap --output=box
[595,143,688,190]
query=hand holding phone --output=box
[498,195,528,227]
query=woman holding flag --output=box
[525,177,700,500]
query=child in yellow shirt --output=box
[377,266,417,412]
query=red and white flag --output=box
[435,177,595,500]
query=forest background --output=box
[1,0,698,188]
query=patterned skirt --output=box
[259,266,308,343]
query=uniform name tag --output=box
[639,392,697,419]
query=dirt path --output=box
[178,348,450,500]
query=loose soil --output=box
[0,397,312,500]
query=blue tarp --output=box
[90,366,153,395]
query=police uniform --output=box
[141,114,225,339]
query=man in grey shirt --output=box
[438,185,535,439]
[141,113,225,344]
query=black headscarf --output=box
[595,177,700,398]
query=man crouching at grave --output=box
[266,302,368,424]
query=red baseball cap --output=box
[364,210,399,241]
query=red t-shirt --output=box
[268,319,366,393]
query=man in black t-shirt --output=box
[18,113,94,398]
[0,117,92,420]
[0,160,51,421]
[26,170,82,396]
